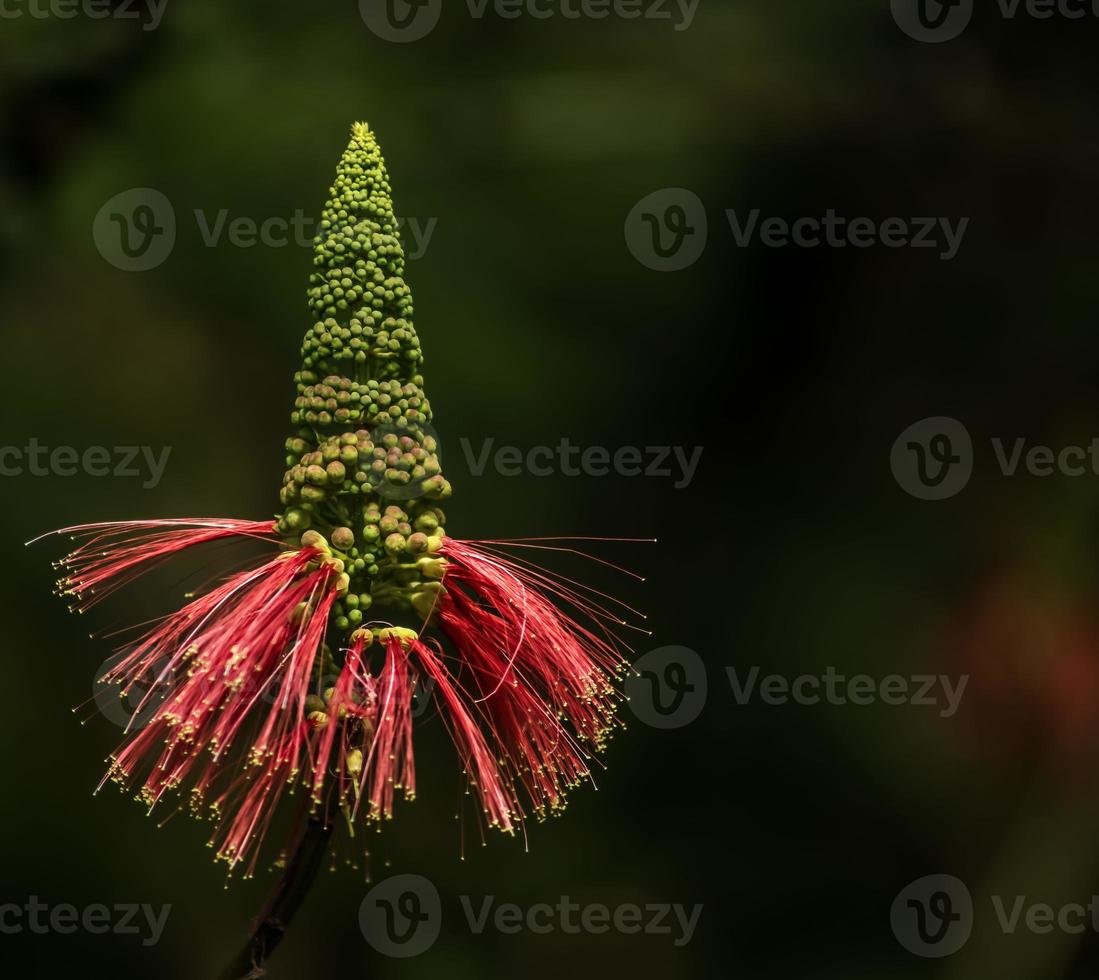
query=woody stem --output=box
[213,812,333,980]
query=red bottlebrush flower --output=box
[33,124,646,884]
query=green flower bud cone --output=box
[277,124,448,630]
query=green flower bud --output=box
[300,530,328,551]
[417,557,448,580]
[411,582,445,619]
[283,508,310,531]
[331,526,355,550]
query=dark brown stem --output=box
[214,813,333,980]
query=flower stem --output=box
[214,813,333,980]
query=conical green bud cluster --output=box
[278,124,451,629]
[302,122,423,384]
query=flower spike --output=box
[35,123,644,877]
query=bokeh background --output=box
[4,0,1099,976]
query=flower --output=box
[35,124,644,878]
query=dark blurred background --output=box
[4,0,1099,976]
